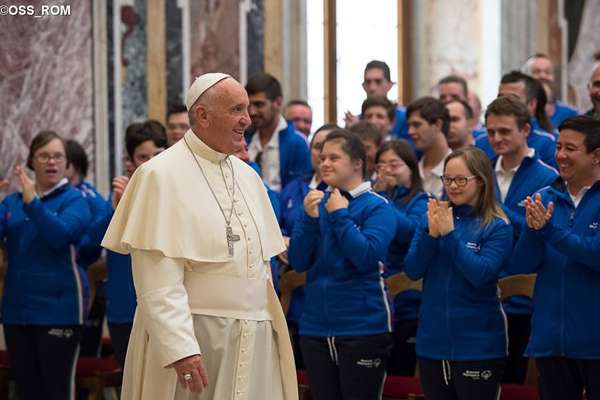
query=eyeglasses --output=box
[376,161,406,170]
[441,175,477,187]
[35,154,66,163]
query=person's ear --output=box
[194,104,210,128]
[273,96,283,110]
[592,148,600,166]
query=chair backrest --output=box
[386,272,422,299]
[498,274,536,301]
[86,260,107,312]
[279,270,306,316]
[499,273,538,388]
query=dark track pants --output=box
[4,324,83,400]
[418,357,506,400]
[300,333,393,400]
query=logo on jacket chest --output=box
[465,242,481,252]
[589,222,598,230]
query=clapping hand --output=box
[14,166,36,204]
[111,176,130,210]
[427,199,454,237]
[524,193,554,230]
[373,173,396,193]
[325,188,349,213]
[303,190,325,218]
[343,111,359,128]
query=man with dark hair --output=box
[284,100,313,137]
[523,53,579,127]
[445,99,475,150]
[79,120,168,369]
[361,96,396,141]
[438,75,468,104]
[475,71,557,167]
[166,103,190,146]
[508,116,600,400]
[586,63,600,120]
[349,121,384,179]
[406,96,451,197]
[245,72,312,192]
[485,95,558,384]
[344,60,410,143]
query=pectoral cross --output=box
[226,225,240,256]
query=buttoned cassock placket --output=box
[222,162,269,400]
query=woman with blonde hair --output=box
[405,147,512,400]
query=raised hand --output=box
[325,188,349,213]
[111,175,130,210]
[173,354,209,394]
[437,201,454,236]
[524,193,554,230]
[14,166,36,204]
[427,198,440,238]
[303,190,325,218]
[343,111,359,128]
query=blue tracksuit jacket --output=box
[508,179,600,359]
[0,182,91,325]
[288,182,397,337]
[405,206,513,360]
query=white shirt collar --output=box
[495,148,535,174]
[419,148,452,178]
[325,181,372,198]
[251,116,287,151]
[39,178,69,198]
[567,183,592,207]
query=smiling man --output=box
[485,95,558,384]
[245,72,312,192]
[508,115,600,400]
[102,73,298,400]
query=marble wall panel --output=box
[0,0,94,194]
[190,0,241,79]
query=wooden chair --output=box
[75,261,123,399]
[383,273,424,400]
[498,274,539,400]
[279,270,306,316]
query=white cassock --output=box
[101,130,297,400]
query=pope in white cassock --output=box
[101,73,297,399]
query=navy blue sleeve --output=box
[328,202,397,273]
[78,209,113,265]
[507,226,545,274]
[288,212,321,272]
[23,193,91,249]
[404,217,440,280]
[502,204,525,239]
[441,221,513,286]
[539,220,600,271]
